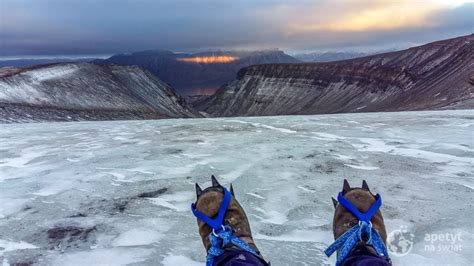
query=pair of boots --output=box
[192,176,391,265]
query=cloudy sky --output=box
[1,0,473,57]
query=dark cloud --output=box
[0,0,472,56]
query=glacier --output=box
[0,110,473,265]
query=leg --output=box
[341,250,391,266]
[214,250,268,266]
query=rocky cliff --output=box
[0,63,201,122]
[196,34,474,116]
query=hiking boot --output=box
[193,175,261,254]
[331,179,388,255]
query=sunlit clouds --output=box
[286,2,441,32]
[276,0,471,34]
[177,56,239,64]
[0,0,472,56]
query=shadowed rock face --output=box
[195,34,474,117]
[0,63,201,122]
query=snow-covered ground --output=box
[0,110,473,265]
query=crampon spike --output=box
[362,180,370,191]
[343,179,351,194]
[230,184,235,197]
[332,197,338,209]
[211,175,222,187]
[195,183,202,197]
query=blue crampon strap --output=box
[205,225,260,266]
[337,192,382,222]
[325,221,389,266]
[191,188,232,230]
[191,188,260,266]
[325,192,389,266]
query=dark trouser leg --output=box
[214,250,268,266]
[341,250,391,266]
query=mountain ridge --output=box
[195,34,474,116]
[0,63,201,122]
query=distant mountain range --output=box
[94,49,299,95]
[293,51,370,62]
[0,63,200,122]
[0,58,98,68]
[1,35,472,122]
[195,34,474,116]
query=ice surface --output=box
[0,239,37,256]
[48,248,154,266]
[161,253,201,266]
[0,110,473,265]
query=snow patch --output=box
[221,163,253,182]
[112,229,162,247]
[227,119,296,133]
[354,138,393,152]
[255,229,329,243]
[0,198,29,218]
[24,64,78,82]
[314,132,346,140]
[261,210,288,225]
[333,154,354,161]
[246,192,265,199]
[254,123,297,133]
[49,248,153,266]
[0,239,37,256]
[344,164,379,170]
[148,198,180,211]
[297,185,316,193]
[147,191,194,212]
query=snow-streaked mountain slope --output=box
[0,63,200,122]
[0,110,472,265]
[196,34,474,116]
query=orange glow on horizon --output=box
[177,55,239,64]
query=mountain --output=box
[293,51,369,62]
[0,58,98,68]
[94,49,300,95]
[195,34,474,117]
[0,63,200,122]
